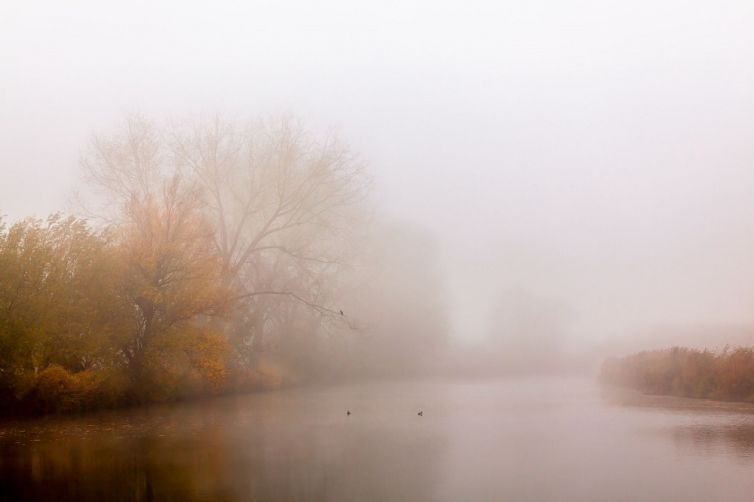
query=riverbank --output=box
[601,346,754,403]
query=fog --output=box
[4,0,754,371]
[10,3,754,501]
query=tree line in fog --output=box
[601,346,754,402]
[0,115,447,414]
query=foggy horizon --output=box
[5,0,754,355]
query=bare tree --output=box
[80,114,165,221]
[169,116,368,354]
[170,118,365,284]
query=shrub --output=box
[26,365,128,413]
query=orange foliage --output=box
[28,365,127,413]
[602,346,754,402]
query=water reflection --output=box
[603,384,754,462]
[0,389,447,501]
[670,424,754,460]
[7,380,754,501]
[603,385,754,415]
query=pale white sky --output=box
[3,0,754,346]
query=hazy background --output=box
[3,0,754,359]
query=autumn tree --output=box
[82,115,367,373]
[82,117,234,400]
[117,179,232,397]
[0,112,369,412]
[0,215,124,409]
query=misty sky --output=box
[3,0,754,348]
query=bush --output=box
[32,365,77,412]
[26,365,127,413]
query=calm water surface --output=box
[2,377,754,501]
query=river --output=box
[2,377,754,501]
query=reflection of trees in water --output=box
[0,397,447,501]
[602,384,754,415]
[0,433,233,501]
[671,424,754,461]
